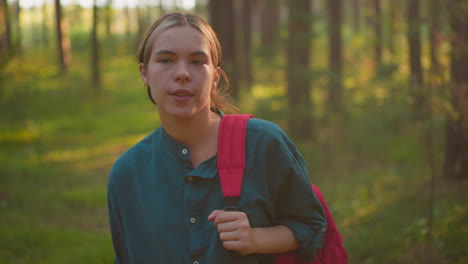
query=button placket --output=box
[184,167,209,260]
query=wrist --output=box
[247,225,299,255]
[249,227,261,255]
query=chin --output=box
[159,104,210,120]
[164,108,198,120]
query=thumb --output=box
[208,210,224,221]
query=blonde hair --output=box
[137,12,237,114]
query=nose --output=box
[173,63,191,82]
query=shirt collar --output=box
[157,110,224,178]
[159,127,191,162]
[158,126,218,180]
[189,156,218,179]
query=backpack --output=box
[217,114,348,264]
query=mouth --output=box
[170,89,194,99]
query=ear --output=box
[213,67,221,88]
[139,63,149,86]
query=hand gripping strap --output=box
[217,114,254,210]
[217,114,348,264]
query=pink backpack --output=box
[217,114,348,264]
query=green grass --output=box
[0,45,153,263]
[1,34,467,264]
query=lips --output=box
[170,89,193,99]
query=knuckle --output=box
[239,222,250,230]
[217,213,228,222]
[219,232,226,241]
[238,242,249,252]
[223,241,233,250]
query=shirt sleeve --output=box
[268,129,327,262]
[107,162,131,264]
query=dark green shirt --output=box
[107,118,326,264]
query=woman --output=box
[107,12,326,264]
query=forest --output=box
[0,0,467,263]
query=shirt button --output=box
[322,227,326,232]
[182,148,188,155]
[187,176,193,182]
[190,217,196,224]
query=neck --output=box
[160,110,221,149]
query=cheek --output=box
[150,84,162,97]
[147,69,167,89]
[148,82,164,103]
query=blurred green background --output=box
[1,0,467,263]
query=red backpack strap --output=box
[217,114,348,264]
[217,114,254,211]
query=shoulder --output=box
[246,117,302,160]
[108,129,160,186]
[116,129,159,165]
[246,118,295,148]
[247,118,287,140]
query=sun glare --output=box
[14,0,196,9]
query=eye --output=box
[158,58,173,64]
[191,54,208,65]
[192,60,204,65]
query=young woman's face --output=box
[140,25,220,120]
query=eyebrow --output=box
[154,50,209,57]
[155,50,176,56]
[190,51,209,57]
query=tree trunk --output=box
[287,0,312,139]
[429,0,441,74]
[240,0,253,90]
[260,0,280,48]
[426,0,441,237]
[352,0,361,33]
[14,0,21,56]
[124,3,132,51]
[105,0,113,37]
[32,5,41,44]
[136,3,146,45]
[427,1,442,239]
[0,0,12,56]
[194,0,205,15]
[42,0,49,47]
[209,0,238,98]
[388,0,397,55]
[145,0,151,33]
[54,0,71,73]
[159,0,164,15]
[328,0,343,112]
[407,0,423,113]
[426,71,437,250]
[0,0,4,55]
[444,0,468,179]
[373,0,382,67]
[125,5,130,38]
[91,0,100,89]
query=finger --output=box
[223,240,242,250]
[217,221,238,233]
[213,211,245,226]
[207,210,223,222]
[219,230,238,241]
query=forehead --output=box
[152,25,210,53]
